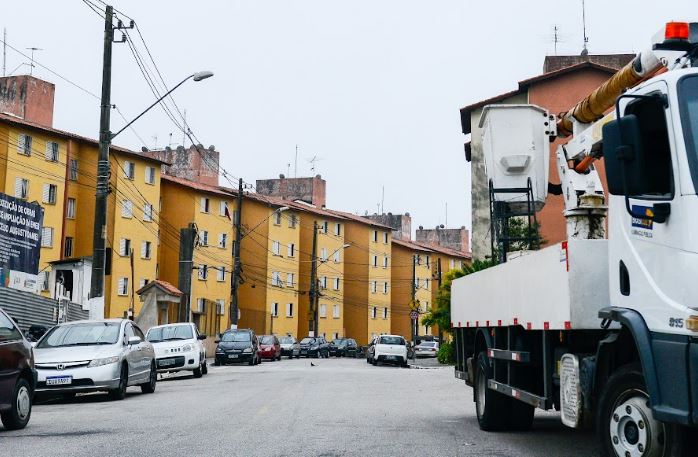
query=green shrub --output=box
[437,341,455,365]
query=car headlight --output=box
[216,348,224,353]
[182,344,193,352]
[243,348,252,353]
[311,345,319,350]
[88,356,120,368]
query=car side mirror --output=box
[214,339,221,344]
[197,334,207,340]
[127,336,141,345]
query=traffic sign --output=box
[410,310,419,320]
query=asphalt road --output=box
[1,357,597,456]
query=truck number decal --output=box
[669,317,684,328]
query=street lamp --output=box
[111,70,214,140]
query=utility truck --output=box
[451,22,698,457]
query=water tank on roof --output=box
[479,104,554,211]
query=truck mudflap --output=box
[599,307,695,426]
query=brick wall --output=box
[0,75,55,128]
[255,175,326,207]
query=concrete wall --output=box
[364,213,411,240]
[144,145,219,186]
[255,175,326,208]
[543,54,634,73]
[0,76,55,128]
[415,227,470,254]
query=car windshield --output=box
[300,337,315,344]
[37,322,120,348]
[221,331,251,342]
[679,75,698,191]
[146,325,193,342]
[260,336,274,345]
[335,340,347,347]
[419,342,437,348]
[279,337,294,344]
[379,336,405,345]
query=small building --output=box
[364,212,412,241]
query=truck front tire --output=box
[598,363,687,457]
[474,352,510,431]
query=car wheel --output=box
[201,360,208,375]
[140,362,157,394]
[214,359,221,366]
[193,365,203,378]
[0,378,32,430]
[372,359,377,366]
[109,364,128,401]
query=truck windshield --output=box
[679,75,698,192]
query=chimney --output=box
[0,75,55,128]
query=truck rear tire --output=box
[474,352,510,431]
[597,363,688,457]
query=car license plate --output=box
[301,350,307,354]
[228,354,238,359]
[46,376,72,386]
[158,359,175,366]
[386,355,396,360]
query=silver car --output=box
[279,336,300,359]
[33,319,156,400]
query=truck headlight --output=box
[88,356,120,368]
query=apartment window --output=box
[64,237,74,258]
[143,203,153,222]
[372,230,378,242]
[219,201,228,216]
[383,232,389,243]
[195,298,205,313]
[334,223,342,236]
[332,304,340,318]
[45,141,59,162]
[69,159,78,181]
[415,255,421,266]
[271,271,282,287]
[39,271,49,292]
[425,278,430,290]
[273,211,282,225]
[42,184,57,205]
[40,227,53,248]
[141,241,152,259]
[139,278,148,289]
[371,281,377,294]
[66,197,76,219]
[372,306,377,319]
[119,238,131,256]
[199,230,209,246]
[383,256,388,268]
[121,199,133,218]
[372,255,378,267]
[216,299,225,315]
[288,214,297,228]
[200,197,210,213]
[122,161,134,180]
[217,266,226,282]
[321,221,329,234]
[17,133,32,156]
[14,178,28,199]
[450,259,456,269]
[198,265,208,280]
[383,282,388,294]
[321,276,328,289]
[117,277,129,296]
[333,277,340,290]
[425,255,430,267]
[219,233,228,249]
[286,273,295,287]
[383,307,388,319]
[145,166,155,184]
[272,241,281,255]
[414,278,420,289]
[271,302,279,317]
[286,302,294,317]
[320,247,328,261]
[333,250,341,263]
[231,210,239,225]
[287,243,295,257]
[319,304,327,318]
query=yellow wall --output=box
[390,243,432,342]
[366,227,391,340]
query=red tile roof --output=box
[392,238,433,253]
[136,279,182,297]
[162,174,234,198]
[413,240,472,259]
[325,209,392,229]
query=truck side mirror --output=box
[603,114,646,196]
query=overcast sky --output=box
[2,1,696,234]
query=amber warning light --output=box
[665,21,690,40]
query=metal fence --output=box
[0,287,88,331]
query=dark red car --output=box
[258,335,282,361]
[0,308,36,430]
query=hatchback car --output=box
[372,335,408,367]
[146,323,207,377]
[299,336,329,358]
[33,319,156,400]
[337,338,360,358]
[214,329,259,366]
[279,336,300,359]
[258,335,282,361]
[0,307,36,430]
[415,341,439,358]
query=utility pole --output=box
[436,257,443,343]
[230,179,243,329]
[308,221,319,337]
[128,247,135,319]
[411,254,417,345]
[178,223,196,322]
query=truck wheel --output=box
[474,352,510,431]
[508,400,534,431]
[598,363,687,457]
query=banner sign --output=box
[0,193,44,291]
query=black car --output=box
[299,336,329,358]
[339,338,360,358]
[0,308,36,430]
[214,329,260,366]
[328,338,345,357]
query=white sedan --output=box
[415,341,439,358]
[372,335,408,367]
[146,323,207,378]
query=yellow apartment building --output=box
[390,239,434,341]
[158,175,236,336]
[291,203,347,341]
[237,193,301,338]
[331,211,392,345]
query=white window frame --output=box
[123,161,135,180]
[332,304,340,318]
[199,230,209,246]
[200,197,210,213]
[370,281,377,294]
[320,276,327,289]
[320,247,327,261]
[271,302,279,317]
[118,277,129,296]
[216,299,226,315]
[219,233,228,249]
[272,271,282,287]
[373,230,378,242]
[322,221,329,234]
[40,227,54,248]
[42,183,57,205]
[64,236,74,258]
[18,133,32,156]
[14,178,28,199]
[272,240,281,255]
[66,197,76,219]
[286,302,294,317]
[383,307,388,319]
[121,199,133,218]
[383,232,389,243]
[319,304,327,318]
[288,214,297,228]
[287,243,295,257]
[217,266,226,282]
[333,277,340,290]
[145,166,156,185]
[219,200,228,216]
[333,250,341,263]
[198,265,208,280]
[286,272,294,287]
[141,240,152,259]
[45,141,59,162]
[383,256,388,268]
[372,255,378,267]
[372,306,377,319]
[119,238,131,257]
[69,159,78,181]
[334,223,341,236]
[273,211,282,225]
[143,203,153,222]
[383,282,388,294]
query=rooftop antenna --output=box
[381,185,385,214]
[581,0,589,56]
[26,46,42,76]
[151,135,158,150]
[295,144,299,178]
[168,132,174,148]
[553,25,560,55]
[307,155,323,173]
[182,109,187,147]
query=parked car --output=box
[299,336,329,358]
[366,335,379,364]
[214,329,259,366]
[333,338,359,357]
[33,319,156,401]
[146,323,207,377]
[414,341,439,358]
[279,336,300,359]
[258,335,282,361]
[0,307,36,430]
[371,335,408,367]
